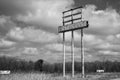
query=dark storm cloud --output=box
[0,0,33,16]
[74,0,120,11]
[0,16,16,36]
[0,0,35,36]
[0,0,119,16]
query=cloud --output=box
[7,27,24,41]
[99,50,119,55]
[0,0,34,16]
[16,0,74,32]
[7,27,58,43]
[22,47,38,55]
[1,0,120,62]
[0,0,75,33]
[45,43,80,53]
[0,39,15,48]
[0,38,15,53]
[83,5,120,36]
[74,0,120,12]
[0,16,16,36]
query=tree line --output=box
[0,56,120,73]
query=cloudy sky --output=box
[0,0,120,63]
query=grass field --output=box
[0,72,120,80]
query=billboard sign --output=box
[58,20,88,33]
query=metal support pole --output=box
[63,32,66,77]
[81,29,85,78]
[71,9,75,78]
[71,31,74,77]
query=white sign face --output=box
[58,21,88,33]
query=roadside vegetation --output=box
[0,56,120,80]
[0,56,120,73]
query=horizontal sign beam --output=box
[63,17,82,24]
[63,6,83,13]
[58,21,88,33]
[63,12,82,18]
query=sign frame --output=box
[58,6,89,78]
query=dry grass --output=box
[0,72,120,80]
